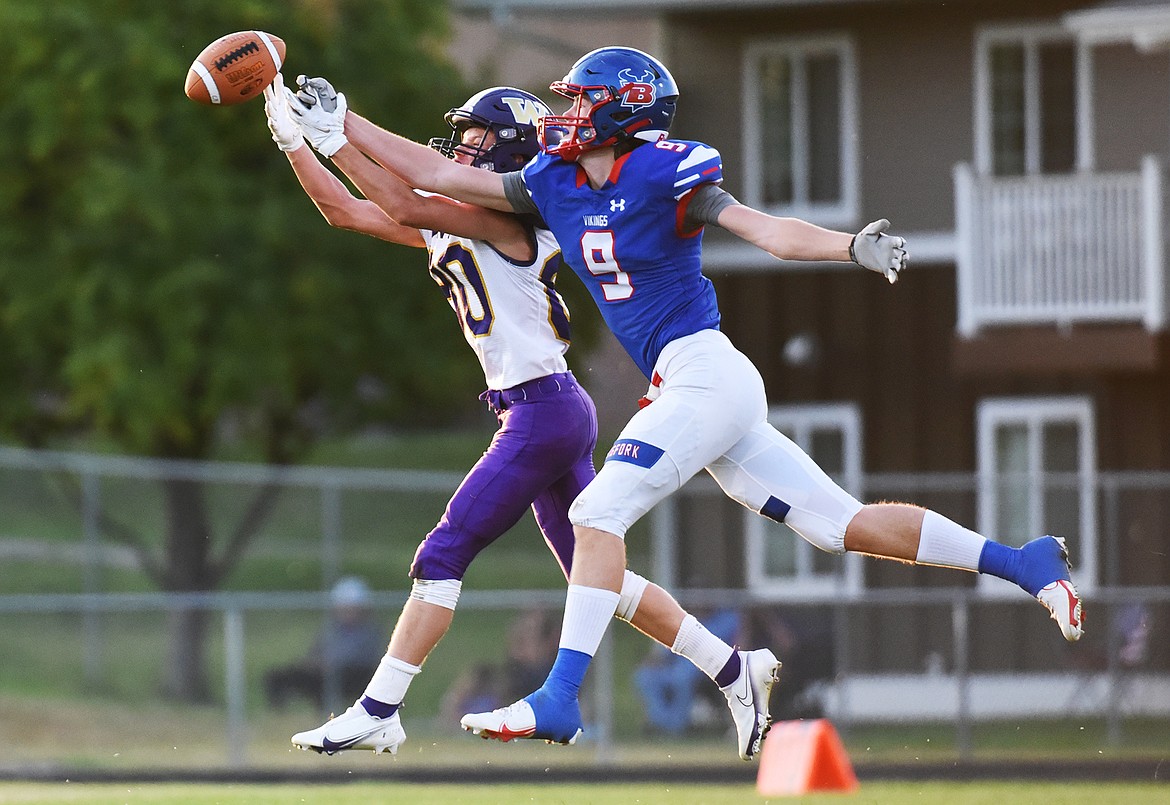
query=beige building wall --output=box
[448,12,661,105]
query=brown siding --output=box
[715,267,1170,474]
[1094,44,1170,172]
[665,1,1108,233]
[714,268,978,473]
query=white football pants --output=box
[570,329,860,554]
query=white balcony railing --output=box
[954,156,1166,337]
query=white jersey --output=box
[420,225,571,390]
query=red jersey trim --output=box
[675,187,705,239]
[608,151,635,185]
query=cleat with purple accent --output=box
[461,697,583,746]
[720,648,781,760]
[291,701,406,756]
[1024,536,1084,642]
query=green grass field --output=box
[0,781,1166,805]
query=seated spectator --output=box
[737,606,833,720]
[440,610,557,727]
[501,608,560,703]
[441,662,505,728]
[634,608,741,735]
[264,576,385,710]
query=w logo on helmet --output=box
[500,96,548,127]
[617,68,657,110]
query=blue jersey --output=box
[517,140,723,377]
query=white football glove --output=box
[850,218,908,284]
[286,74,348,158]
[263,74,303,153]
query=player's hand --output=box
[850,219,907,284]
[637,376,662,409]
[294,75,340,112]
[286,74,348,157]
[263,74,303,153]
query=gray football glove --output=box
[286,74,348,157]
[850,219,907,284]
[294,75,339,113]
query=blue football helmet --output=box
[539,47,679,161]
[428,87,550,172]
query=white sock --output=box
[362,653,421,705]
[671,614,734,681]
[915,510,987,571]
[558,584,620,656]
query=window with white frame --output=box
[744,403,864,598]
[976,397,1097,594]
[975,24,1082,176]
[742,36,858,226]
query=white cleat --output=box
[460,699,582,745]
[291,701,406,756]
[720,648,781,761]
[1030,536,1084,642]
[1037,578,1084,642]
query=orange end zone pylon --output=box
[756,718,860,797]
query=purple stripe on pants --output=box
[410,372,597,581]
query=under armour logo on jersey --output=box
[610,198,626,212]
[617,68,656,110]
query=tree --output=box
[0,0,479,700]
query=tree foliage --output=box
[0,0,479,699]
[0,0,479,461]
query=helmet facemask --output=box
[427,87,548,173]
[428,117,520,172]
[539,83,614,162]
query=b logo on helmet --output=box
[617,68,656,110]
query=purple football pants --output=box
[410,371,597,581]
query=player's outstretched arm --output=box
[279,74,512,214]
[344,113,513,214]
[280,76,530,252]
[716,203,907,283]
[264,78,424,247]
[329,144,534,256]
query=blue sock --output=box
[360,695,400,719]
[523,648,589,742]
[979,538,1065,596]
[539,647,591,701]
[977,541,1022,586]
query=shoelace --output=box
[494,700,530,720]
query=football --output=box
[184,30,285,106]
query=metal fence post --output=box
[81,472,103,688]
[650,498,677,591]
[593,631,615,765]
[1103,478,1121,588]
[1105,595,1123,747]
[1102,479,1125,746]
[320,483,342,589]
[320,484,343,711]
[833,600,851,737]
[953,593,973,760]
[224,605,247,767]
